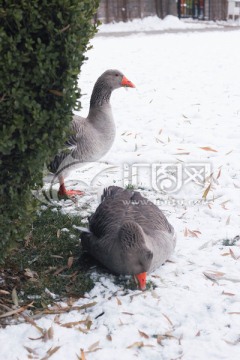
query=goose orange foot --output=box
[58,184,84,198]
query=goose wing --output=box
[89,187,134,237]
[128,191,174,236]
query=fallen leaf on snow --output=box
[88,341,100,352]
[228,312,240,315]
[229,248,240,260]
[173,152,190,155]
[106,334,112,341]
[24,346,38,356]
[184,228,201,238]
[127,341,144,349]
[0,302,33,319]
[222,291,235,296]
[138,330,149,339]
[202,184,211,199]
[200,146,218,152]
[203,271,225,283]
[22,314,45,335]
[224,338,240,345]
[162,313,173,326]
[216,168,222,179]
[116,297,122,305]
[122,312,134,316]
[41,346,61,360]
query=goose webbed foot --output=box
[58,184,84,198]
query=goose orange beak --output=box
[121,76,135,88]
[134,272,147,290]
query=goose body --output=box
[49,70,135,196]
[81,186,176,289]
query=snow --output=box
[1,19,240,360]
[98,15,222,33]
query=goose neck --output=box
[90,79,112,108]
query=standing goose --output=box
[49,70,135,197]
[81,186,176,290]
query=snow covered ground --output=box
[97,15,240,34]
[1,19,240,360]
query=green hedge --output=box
[0,0,99,262]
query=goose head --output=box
[99,69,135,90]
[118,221,153,290]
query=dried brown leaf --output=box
[59,24,70,33]
[127,341,144,349]
[28,335,43,341]
[228,312,240,315]
[157,335,164,346]
[67,256,74,268]
[12,288,19,307]
[0,302,33,319]
[47,326,54,340]
[24,346,38,355]
[202,184,211,199]
[80,349,86,360]
[86,317,92,330]
[216,168,222,179]
[48,89,63,97]
[184,228,188,237]
[50,255,64,259]
[162,313,173,326]
[53,266,68,276]
[41,346,61,360]
[229,248,239,260]
[77,302,97,311]
[0,289,10,295]
[53,314,61,324]
[88,341,100,352]
[173,152,190,155]
[77,326,88,334]
[195,330,201,337]
[22,314,45,335]
[38,302,97,316]
[177,212,187,219]
[224,338,240,345]
[200,146,218,152]
[116,297,122,306]
[222,291,235,296]
[61,320,87,328]
[203,271,225,283]
[122,311,134,315]
[106,334,112,341]
[24,268,38,279]
[188,230,199,238]
[138,330,149,339]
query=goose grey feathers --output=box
[81,186,176,289]
[49,70,135,196]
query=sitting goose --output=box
[81,186,176,290]
[49,70,135,197]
